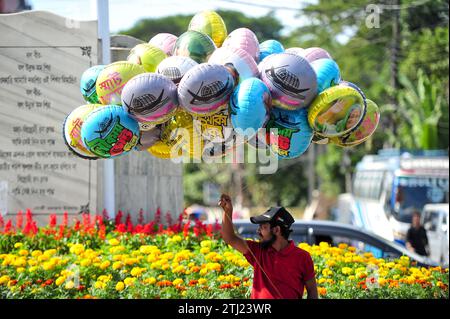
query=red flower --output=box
[49,214,57,228]
[16,211,23,230]
[138,209,145,225]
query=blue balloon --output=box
[310,58,340,94]
[259,40,285,62]
[230,78,271,137]
[81,105,140,158]
[80,65,105,104]
[266,108,313,159]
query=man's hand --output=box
[218,194,233,215]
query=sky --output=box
[28,0,310,34]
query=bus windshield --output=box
[391,176,449,223]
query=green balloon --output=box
[172,30,216,63]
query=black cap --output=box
[250,207,295,229]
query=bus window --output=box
[391,176,449,223]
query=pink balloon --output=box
[208,46,259,82]
[302,47,332,63]
[222,28,260,63]
[149,33,178,56]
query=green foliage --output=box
[119,10,283,43]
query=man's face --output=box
[257,223,276,249]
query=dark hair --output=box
[269,222,292,240]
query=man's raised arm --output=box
[218,194,249,255]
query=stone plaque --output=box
[0,11,98,223]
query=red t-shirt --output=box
[243,240,315,299]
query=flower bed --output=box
[0,210,448,299]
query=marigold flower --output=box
[65,281,75,289]
[124,277,136,286]
[172,278,184,286]
[116,281,125,291]
[14,243,23,249]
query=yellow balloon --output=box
[63,104,103,159]
[188,11,228,48]
[96,61,146,105]
[127,43,167,72]
[148,110,204,160]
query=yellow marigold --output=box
[97,275,112,282]
[94,281,106,289]
[131,267,145,277]
[200,247,210,254]
[341,267,353,275]
[55,276,66,286]
[14,242,23,248]
[198,278,207,285]
[108,238,120,246]
[200,240,212,248]
[378,278,387,286]
[162,264,170,271]
[65,281,75,289]
[99,260,111,270]
[318,278,327,284]
[199,268,208,276]
[124,258,139,266]
[172,278,184,286]
[338,243,348,250]
[326,260,336,268]
[348,275,356,281]
[112,261,123,270]
[116,281,125,291]
[124,277,136,286]
[171,235,182,243]
[28,266,38,273]
[144,277,156,285]
[69,244,84,255]
[0,275,10,285]
[16,267,25,273]
[31,250,42,257]
[18,249,28,256]
[80,259,92,267]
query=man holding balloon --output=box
[219,194,319,299]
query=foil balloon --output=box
[63,104,103,159]
[259,53,318,110]
[135,126,162,151]
[222,28,260,63]
[285,47,305,57]
[188,10,228,48]
[208,46,258,82]
[96,61,146,105]
[81,105,140,158]
[330,99,380,147]
[198,108,237,159]
[308,85,366,138]
[172,30,216,63]
[178,63,235,115]
[301,47,332,63]
[266,108,313,159]
[80,65,105,104]
[127,43,167,72]
[148,109,203,160]
[259,40,285,62]
[156,56,198,85]
[229,77,271,137]
[310,58,341,94]
[121,73,178,124]
[339,80,367,100]
[312,133,330,145]
[148,33,178,56]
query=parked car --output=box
[421,204,449,265]
[229,219,439,267]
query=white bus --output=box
[335,149,449,246]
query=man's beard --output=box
[261,233,276,249]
